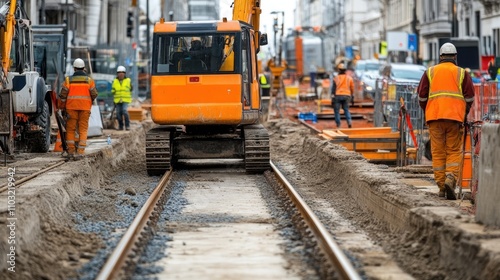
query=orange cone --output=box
[53,131,63,152]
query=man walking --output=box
[331,63,354,128]
[112,66,133,130]
[59,58,98,160]
[417,43,475,200]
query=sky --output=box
[219,0,296,33]
[140,0,296,56]
[141,0,296,32]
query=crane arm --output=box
[232,0,261,34]
[0,0,17,76]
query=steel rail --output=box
[96,169,173,280]
[270,161,362,280]
[0,160,66,193]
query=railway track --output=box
[0,159,66,193]
[96,162,362,280]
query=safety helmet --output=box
[337,63,346,70]
[73,58,85,69]
[439,43,457,55]
[117,65,126,73]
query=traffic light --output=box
[126,11,133,38]
[379,41,388,57]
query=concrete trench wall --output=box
[476,123,500,227]
[301,135,500,279]
[0,122,153,271]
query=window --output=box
[465,18,470,36]
[152,32,240,75]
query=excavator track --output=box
[146,127,171,176]
[244,124,270,173]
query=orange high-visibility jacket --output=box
[426,63,467,123]
[333,74,354,96]
[61,74,98,111]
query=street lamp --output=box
[270,11,285,66]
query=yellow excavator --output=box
[0,0,53,155]
[146,0,269,175]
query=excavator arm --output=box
[232,0,261,34]
[0,0,17,82]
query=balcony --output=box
[479,0,500,15]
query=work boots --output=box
[444,174,457,200]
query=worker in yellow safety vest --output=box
[417,42,475,200]
[259,68,271,97]
[58,58,98,160]
[112,66,133,130]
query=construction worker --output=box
[487,58,498,81]
[331,63,354,128]
[259,68,271,97]
[59,58,98,160]
[112,65,132,130]
[417,42,475,200]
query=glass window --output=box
[152,32,240,75]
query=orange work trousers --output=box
[66,109,91,155]
[428,120,463,190]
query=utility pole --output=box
[132,2,139,99]
[146,0,150,58]
[412,0,420,63]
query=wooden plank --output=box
[339,142,398,150]
[323,129,399,139]
[360,151,398,161]
[323,130,349,139]
[338,127,393,135]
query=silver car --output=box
[381,63,426,83]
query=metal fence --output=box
[374,80,427,163]
[469,81,500,122]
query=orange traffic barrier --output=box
[53,131,63,152]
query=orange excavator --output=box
[146,0,270,175]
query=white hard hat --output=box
[73,58,85,68]
[117,65,126,73]
[439,43,457,55]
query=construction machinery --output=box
[283,26,331,79]
[146,0,270,175]
[0,1,53,155]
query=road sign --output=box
[387,32,408,51]
[408,34,417,51]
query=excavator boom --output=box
[232,0,261,34]
[1,0,17,77]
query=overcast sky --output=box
[141,0,296,32]
[141,0,296,56]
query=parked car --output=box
[358,71,380,99]
[354,59,383,100]
[380,63,426,83]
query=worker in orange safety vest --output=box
[58,58,98,160]
[331,63,354,128]
[417,43,475,200]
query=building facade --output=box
[189,0,219,21]
[291,0,500,69]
